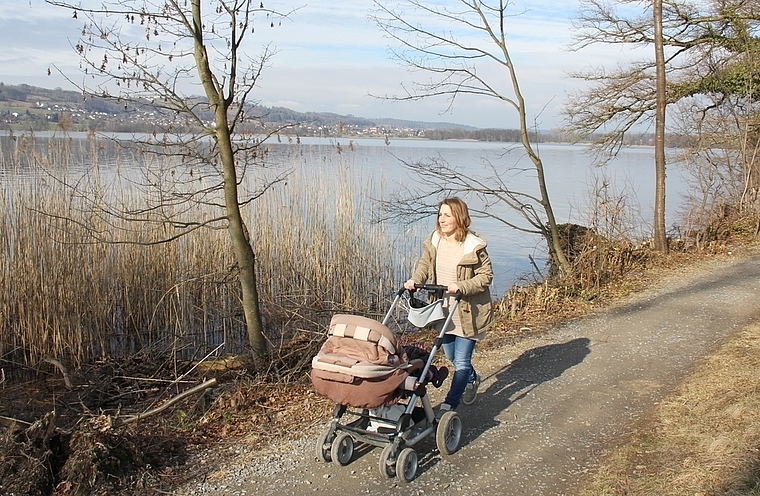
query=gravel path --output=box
[178,251,760,496]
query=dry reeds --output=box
[0,134,414,379]
[500,172,651,323]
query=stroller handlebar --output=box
[397,284,463,301]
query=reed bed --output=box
[501,177,651,322]
[0,134,415,379]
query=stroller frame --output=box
[314,284,463,483]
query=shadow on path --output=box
[461,337,592,446]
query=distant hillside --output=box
[0,82,476,132]
[244,105,477,131]
[0,82,663,145]
[0,82,125,114]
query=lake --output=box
[1,132,688,297]
[263,136,687,296]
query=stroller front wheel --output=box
[315,427,333,463]
[436,410,463,455]
[331,432,354,466]
[378,444,397,478]
[395,447,418,483]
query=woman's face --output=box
[438,204,458,237]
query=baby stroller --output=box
[310,284,463,483]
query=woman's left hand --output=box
[446,283,460,294]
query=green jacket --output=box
[410,230,495,338]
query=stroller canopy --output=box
[311,314,411,408]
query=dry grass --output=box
[0,134,416,378]
[578,321,760,496]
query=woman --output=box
[404,197,494,414]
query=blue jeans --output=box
[441,334,477,409]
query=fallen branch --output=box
[0,414,32,432]
[41,357,75,389]
[113,378,217,428]
[174,342,225,384]
[114,376,194,384]
[134,342,225,415]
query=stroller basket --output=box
[407,297,445,328]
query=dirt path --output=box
[179,251,760,496]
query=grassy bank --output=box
[579,320,760,495]
[0,134,416,377]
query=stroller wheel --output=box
[395,447,418,483]
[330,432,354,466]
[315,427,333,463]
[378,444,397,478]
[436,410,463,456]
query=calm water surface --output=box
[267,136,687,296]
[1,132,687,297]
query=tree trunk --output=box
[506,24,571,276]
[190,0,267,363]
[653,0,669,253]
[217,123,268,361]
[527,149,571,277]
[517,99,571,276]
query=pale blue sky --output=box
[0,1,637,129]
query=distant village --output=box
[0,82,657,145]
[0,97,463,140]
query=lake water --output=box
[264,136,687,296]
[1,132,687,297]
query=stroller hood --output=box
[310,313,411,408]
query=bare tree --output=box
[567,0,760,251]
[670,3,760,234]
[370,0,571,276]
[46,0,296,365]
[671,86,760,243]
[654,0,668,252]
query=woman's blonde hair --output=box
[437,197,471,242]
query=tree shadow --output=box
[461,337,592,446]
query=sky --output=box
[0,0,643,130]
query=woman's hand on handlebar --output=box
[446,283,460,294]
[403,279,417,291]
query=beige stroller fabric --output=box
[311,314,415,409]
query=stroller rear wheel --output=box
[436,410,463,455]
[315,427,333,462]
[395,447,418,483]
[378,444,397,478]
[331,432,354,466]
